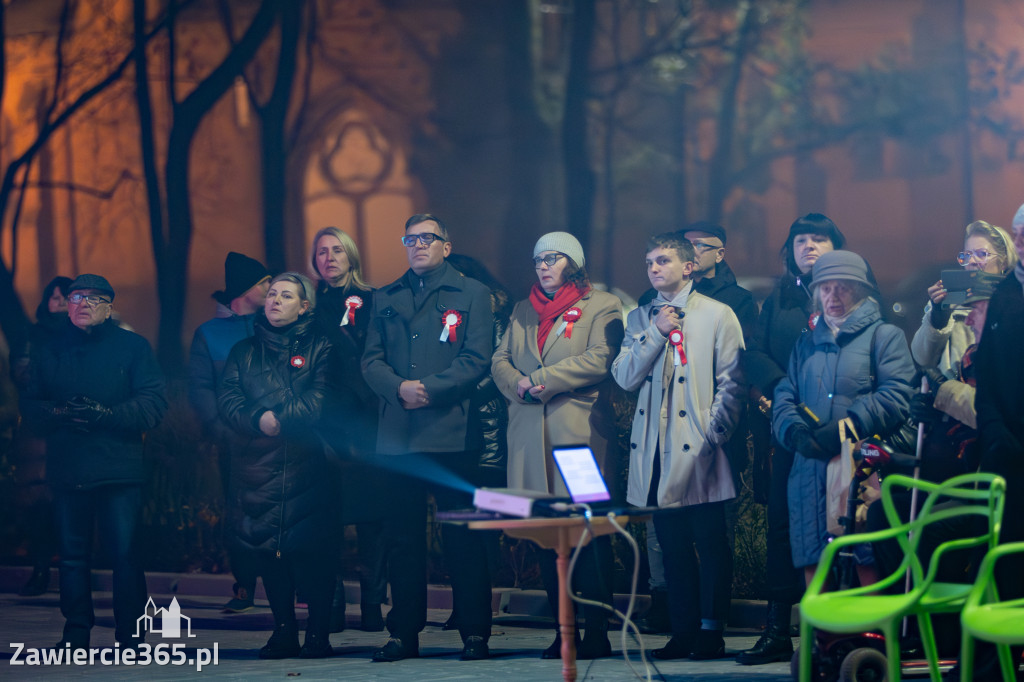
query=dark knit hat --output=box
[680,220,727,246]
[963,272,1004,305]
[783,213,846,276]
[213,252,270,306]
[810,250,873,289]
[69,274,115,300]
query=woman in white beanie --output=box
[492,231,624,659]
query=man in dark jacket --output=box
[20,274,167,650]
[361,214,494,662]
[188,251,270,613]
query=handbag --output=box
[825,418,881,536]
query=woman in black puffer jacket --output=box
[219,272,337,660]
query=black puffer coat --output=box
[218,314,336,555]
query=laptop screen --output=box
[552,445,612,504]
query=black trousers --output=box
[257,551,335,640]
[538,535,612,637]
[653,502,732,637]
[764,444,804,605]
[381,451,492,642]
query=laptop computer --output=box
[552,444,658,517]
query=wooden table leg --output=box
[556,528,576,682]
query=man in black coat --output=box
[362,214,494,662]
[20,274,167,650]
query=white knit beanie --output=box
[533,231,585,268]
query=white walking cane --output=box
[902,375,929,637]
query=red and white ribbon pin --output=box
[440,310,462,343]
[290,355,306,368]
[340,295,363,326]
[668,329,687,366]
[556,307,583,339]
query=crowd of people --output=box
[5,205,1024,678]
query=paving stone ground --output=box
[0,567,793,681]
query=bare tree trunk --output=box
[706,1,755,223]
[563,0,596,251]
[133,0,165,274]
[258,1,302,273]
[156,0,280,369]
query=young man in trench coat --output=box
[611,233,745,661]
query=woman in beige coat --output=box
[492,231,624,660]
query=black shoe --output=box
[652,635,693,660]
[223,583,255,613]
[689,629,725,660]
[259,623,300,660]
[541,632,581,660]
[19,568,50,597]
[461,635,489,661]
[736,631,792,665]
[577,635,612,660]
[372,636,419,662]
[361,603,385,632]
[299,633,333,659]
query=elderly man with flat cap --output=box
[20,274,167,651]
[188,251,271,613]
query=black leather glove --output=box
[929,302,952,330]
[812,421,843,459]
[791,426,831,461]
[909,392,941,424]
[921,367,947,391]
[66,395,113,426]
[49,402,73,423]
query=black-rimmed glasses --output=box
[401,233,446,247]
[533,253,565,268]
[68,293,111,306]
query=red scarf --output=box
[529,283,588,354]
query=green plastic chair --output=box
[798,473,1006,682]
[881,473,1007,681]
[960,541,1024,682]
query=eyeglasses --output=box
[533,253,565,268]
[400,233,446,247]
[689,241,722,253]
[68,293,111,306]
[957,249,994,266]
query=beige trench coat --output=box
[491,289,625,496]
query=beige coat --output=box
[491,289,625,496]
[611,287,745,508]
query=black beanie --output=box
[212,252,270,307]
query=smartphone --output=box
[939,269,983,309]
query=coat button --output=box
[639,409,644,415]
[630,443,637,449]
[413,333,419,339]
[410,363,417,369]
[678,410,686,418]
[677,376,685,383]
[683,444,690,451]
